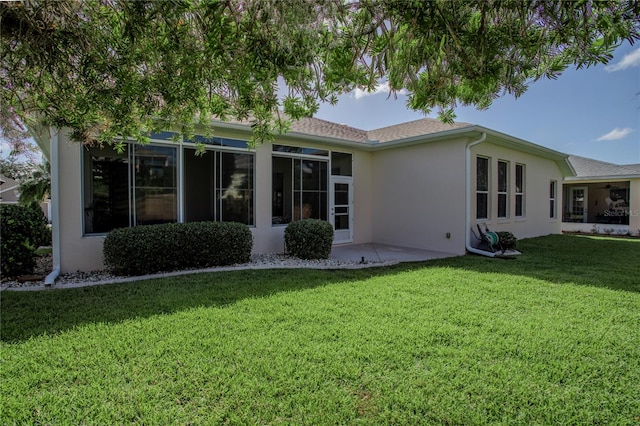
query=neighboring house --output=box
[562,156,640,234]
[0,175,20,204]
[48,117,574,273]
[0,174,52,222]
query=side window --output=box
[476,156,489,220]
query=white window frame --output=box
[515,163,525,218]
[476,156,490,220]
[549,180,557,219]
[497,160,509,219]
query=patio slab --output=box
[330,243,458,264]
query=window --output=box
[549,181,557,219]
[497,160,509,218]
[84,144,178,234]
[331,152,352,176]
[476,157,489,219]
[84,141,255,235]
[183,148,254,225]
[272,156,328,224]
[515,164,525,217]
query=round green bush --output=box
[284,219,334,260]
[1,203,50,277]
[103,221,253,276]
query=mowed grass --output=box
[1,235,639,424]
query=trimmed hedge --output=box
[103,221,253,276]
[496,231,517,251]
[1,203,50,277]
[284,219,334,260]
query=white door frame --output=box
[329,176,354,244]
[570,186,589,223]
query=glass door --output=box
[570,187,588,223]
[330,176,353,243]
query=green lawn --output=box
[2,235,639,424]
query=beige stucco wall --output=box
[371,138,468,255]
[57,130,106,272]
[470,142,564,240]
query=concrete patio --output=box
[330,243,458,264]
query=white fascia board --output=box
[564,174,640,182]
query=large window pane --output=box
[219,152,254,224]
[83,146,129,234]
[184,149,215,222]
[134,145,177,225]
[273,156,328,224]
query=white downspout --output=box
[465,132,496,257]
[45,129,61,286]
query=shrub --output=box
[496,231,517,251]
[284,219,334,259]
[103,221,253,276]
[0,203,50,277]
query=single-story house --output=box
[562,155,640,235]
[44,116,583,274]
[0,174,51,221]
[0,175,21,204]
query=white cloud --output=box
[595,127,634,141]
[604,48,640,72]
[353,81,408,100]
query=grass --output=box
[1,235,639,424]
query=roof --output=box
[213,115,471,144]
[567,155,640,179]
[366,118,472,143]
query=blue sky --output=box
[314,42,640,165]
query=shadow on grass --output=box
[2,235,638,343]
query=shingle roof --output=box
[214,115,472,144]
[366,118,472,143]
[290,117,368,143]
[567,155,640,178]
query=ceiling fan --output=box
[596,183,620,190]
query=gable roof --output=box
[566,155,640,180]
[366,118,472,143]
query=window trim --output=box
[476,156,490,220]
[549,180,557,219]
[497,160,509,219]
[515,163,525,218]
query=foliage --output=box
[1,1,638,151]
[18,161,50,205]
[285,219,334,259]
[1,236,639,424]
[496,231,517,250]
[0,203,50,277]
[103,221,253,276]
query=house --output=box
[0,174,51,221]
[0,175,21,204]
[43,116,577,274]
[562,155,640,234]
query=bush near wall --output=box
[103,222,253,276]
[285,219,334,260]
[496,231,517,251]
[1,203,50,277]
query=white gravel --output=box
[1,253,389,291]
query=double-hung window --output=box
[497,160,509,218]
[515,164,525,217]
[476,157,489,220]
[549,180,557,219]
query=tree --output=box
[1,0,638,151]
[18,160,50,205]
